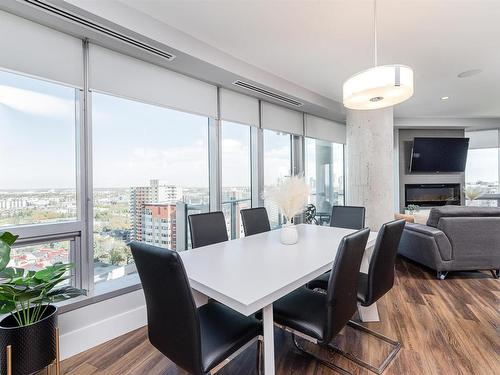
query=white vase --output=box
[280,223,299,245]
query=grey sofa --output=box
[398,206,500,279]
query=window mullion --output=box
[81,39,94,294]
[209,117,222,212]
[209,88,222,212]
[251,126,264,208]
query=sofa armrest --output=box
[399,223,453,262]
[404,223,444,236]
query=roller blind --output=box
[219,88,259,126]
[89,44,217,118]
[466,129,499,149]
[261,102,303,135]
[305,114,346,144]
[0,10,84,88]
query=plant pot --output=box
[280,223,299,245]
[0,305,58,375]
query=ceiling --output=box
[118,0,500,118]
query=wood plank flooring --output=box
[62,258,500,375]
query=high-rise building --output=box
[142,204,177,249]
[129,180,182,241]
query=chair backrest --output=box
[365,219,406,305]
[130,242,203,375]
[188,211,229,248]
[240,207,271,236]
[323,228,370,343]
[330,206,366,230]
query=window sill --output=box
[57,274,143,314]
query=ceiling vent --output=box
[23,0,176,61]
[233,80,303,107]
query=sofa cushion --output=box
[426,206,500,228]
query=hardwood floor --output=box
[62,258,500,375]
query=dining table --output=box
[179,223,378,375]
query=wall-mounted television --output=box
[409,137,469,173]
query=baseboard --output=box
[58,290,147,360]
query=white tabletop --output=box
[180,224,377,316]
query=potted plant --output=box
[267,176,310,245]
[406,204,420,215]
[0,232,85,375]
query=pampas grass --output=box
[266,175,310,223]
[464,186,483,201]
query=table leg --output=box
[191,289,209,307]
[357,302,380,322]
[262,304,275,375]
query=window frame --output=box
[0,71,85,290]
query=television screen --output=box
[409,137,469,173]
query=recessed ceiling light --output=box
[441,96,449,100]
[457,69,483,78]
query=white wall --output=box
[58,290,146,359]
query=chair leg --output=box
[257,338,263,375]
[437,271,448,280]
[491,269,499,279]
[291,334,352,375]
[327,320,401,374]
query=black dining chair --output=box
[271,228,370,375]
[130,241,262,375]
[330,205,366,229]
[307,205,367,291]
[240,207,271,236]
[345,219,406,374]
[188,211,228,248]
[307,219,405,374]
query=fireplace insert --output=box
[405,184,461,207]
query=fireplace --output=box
[405,184,461,207]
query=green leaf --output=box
[34,263,73,282]
[0,267,26,279]
[0,242,11,273]
[0,232,19,246]
[45,286,86,303]
[0,300,16,314]
[15,290,43,302]
[0,233,18,273]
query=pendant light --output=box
[342,0,414,110]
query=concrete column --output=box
[346,107,394,230]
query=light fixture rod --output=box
[373,0,377,67]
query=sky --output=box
[466,148,499,184]
[0,71,76,190]
[0,69,294,190]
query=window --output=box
[466,148,499,207]
[221,121,252,239]
[9,240,71,271]
[9,239,73,286]
[305,138,345,223]
[92,93,210,284]
[263,129,292,228]
[0,70,77,227]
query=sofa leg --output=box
[491,269,499,279]
[437,271,448,280]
